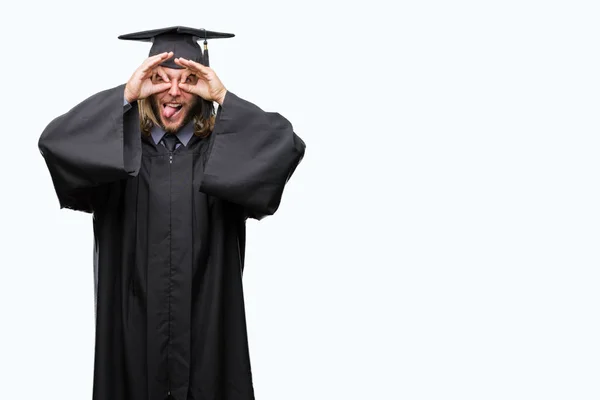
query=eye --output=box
[186,75,198,84]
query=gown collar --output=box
[150,120,194,147]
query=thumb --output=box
[150,82,171,95]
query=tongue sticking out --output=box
[163,105,180,119]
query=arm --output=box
[38,83,142,213]
[38,52,173,213]
[173,57,306,220]
[199,91,306,220]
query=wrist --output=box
[215,89,227,106]
[124,87,136,103]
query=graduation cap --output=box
[118,26,235,68]
[119,26,235,121]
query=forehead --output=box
[158,67,193,78]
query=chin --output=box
[162,121,184,133]
[160,111,190,133]
[150,95,197,133]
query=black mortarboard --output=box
[118,26,235,68]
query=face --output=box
[150,67,200,133]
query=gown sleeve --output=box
[199,91,306,221]
[38,83,142,213]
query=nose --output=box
[167,79,181,97]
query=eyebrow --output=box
[153,71,197,80]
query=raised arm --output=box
[199,91,306,220]
[172,57,306,220]
[38,52,174,213]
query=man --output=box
[38,26,306,400]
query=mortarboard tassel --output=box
[198,46,204,65]
[203,39,210,67]
[201,32,213,122]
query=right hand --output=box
[124,52,174,103]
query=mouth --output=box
[162,102,184,119]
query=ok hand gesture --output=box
[174,58,228,105]
[124,52,174,103]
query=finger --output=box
[149,82,172,95]
[141,60,171,80]
[176,58,210,75]
[156,66,170,83]
[142,52,174,74]
[174,57,192,68]
[179,68,190,83]
[178,82,194,93]
[149,52,174,66]
[142,52,170,71]
[174,57,196,71]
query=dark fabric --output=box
[118,26,235,68]
[199,92,306,220]
[38,84,306,400]
[162,133,180,152]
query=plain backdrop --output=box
[1,0,600,399]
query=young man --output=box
[38,26,306,400]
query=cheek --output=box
[152,94,164,105]
[183,94,196,107]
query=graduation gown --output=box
[38,84,306,400]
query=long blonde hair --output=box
[137,97,216,139]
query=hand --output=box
[124,52,174,103]
[174,58,228,105]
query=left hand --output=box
[174,58,227,105]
